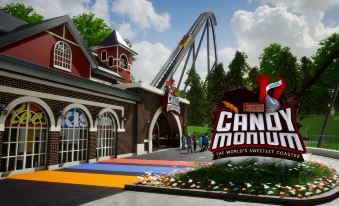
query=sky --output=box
[2,0,339,87]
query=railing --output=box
[303,134,339,151]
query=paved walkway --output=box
[1,148,339,206]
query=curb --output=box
[307,147,339,159]
[125,184,339,206]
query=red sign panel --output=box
[210,106,306,161]
[162,79,180,115]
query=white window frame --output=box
[53,41,72,72]
[59,108,88,164]
[1,103,48,173]
[119,54,128,70]
[108,56,114,67]
[96,112,117,158]
[101,50,107,61]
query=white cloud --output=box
[112,0,170,32]
[117,22,135,39]
[1,0,91,19]
[218,47,236,71]
[132,41,171,83]
[231,5,322,66]
[91,0,110,26]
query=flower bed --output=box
[137,159,339,198]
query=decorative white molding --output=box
[47,164,60,170]
[57,103,94,129]
[95,108,123,131]
[0,96,56,131]
[88,159,97,163]
[117,153,135,158]
[137,143,145,155]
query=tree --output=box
[72,12,112,47]
[206,63,227,101]
[306,33,339,114]
[0,3,44,24]
[185,68,207,126]
[298,57,315,117]
[246,66,260,90]
[259,43,301,93]
[226,51,249,87]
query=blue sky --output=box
[2,0,339,85]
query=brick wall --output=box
[0,131,3,165]
[88,132,97,160]
[47,131,60,166]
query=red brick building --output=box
[0,12,188,176]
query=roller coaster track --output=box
[151,12,218,89]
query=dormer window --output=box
[108,56,114,67]
[101,50,107,61]
[53,41,72,71]
[120,54,128,69]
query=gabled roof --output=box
[0,15,99,68]
[0,11,27,34]
[92,30,137,55]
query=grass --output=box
[139,160,339,198]
[187,126,212,137]
[299,115,339,135]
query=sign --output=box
[210,75,306,162]
[163,80,180,115]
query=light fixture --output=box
[0,104,8,116]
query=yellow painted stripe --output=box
[6,171,139,188]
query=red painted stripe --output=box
[100,159,211,167]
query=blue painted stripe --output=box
[65,163,189,174]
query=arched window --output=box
[120,54,128,69]
[2,103,48,172]
[108,56,114,67]
[96,112,117,158]
[59,108,88,164]
[53,41,72,71]
[101,50,107,61]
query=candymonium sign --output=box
[210,75,307,161]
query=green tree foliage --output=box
[259,43,301,93]
[206,63,227,101]
[72,12,112,47]
[185,68,207,126]
[298,57,315,117]
[0,3,44,24]
[306,33,339,114]
[246,66,260,90]
[226,51,249,87]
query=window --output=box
[120,55,128,69]
[59,108,88,164]
[53,41,72,71]
[108,56,114,67]
[2,103,48,172]
[96,112,117,158]
[101,50,107,61]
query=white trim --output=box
[90,77,113,86]
[60,160,86,167]
[0,96,56,131]
[0,85,126,125]
[147,106,183,153]
[117,128,126,132]
[53,41,72,71]
[119,53,128,70]
[45,31,78,46]
[137,143,145,155]
[97,66,123,78]
[97,156,115,161]
[57,103,94,129]
[101,50,107,61]
[63,24,65,38]
[117,153,135,158]
[88,158,97,163]
[144,139,149,143]
[47,164,60,170]
[0,70,136,104]
[108,56,114,67]
[95,108,123,131]
[0,166,45,177]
